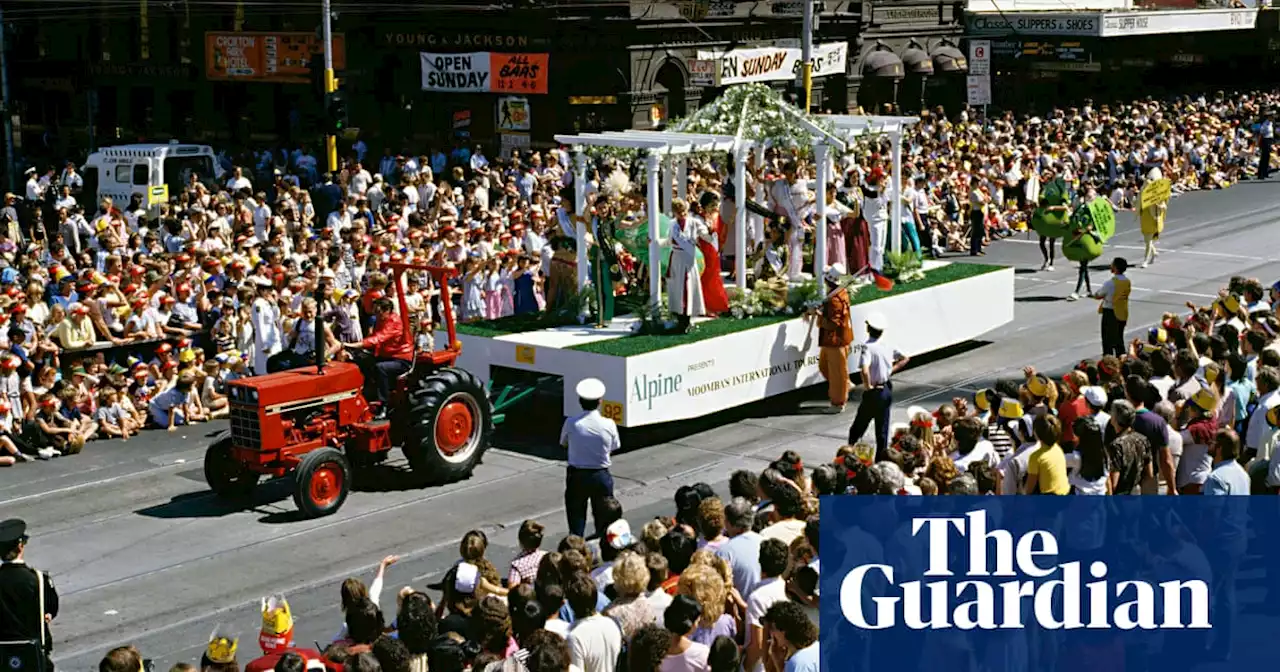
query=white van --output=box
[83,142,224,213]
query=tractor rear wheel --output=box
[293,447,352,517]
[403,367,493,483]
[204,437,260,499]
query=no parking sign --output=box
[969,39,991,76]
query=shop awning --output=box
[903,47,934,75]
[862,50,904,78]
[931,45,968,73]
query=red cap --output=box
[157,343,173,354]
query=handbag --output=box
[0,568,48,672]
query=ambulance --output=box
[83,141,224,213]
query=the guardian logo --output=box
[839,510,1210,631]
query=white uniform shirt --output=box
[857,337,901,386]
[560,409,620,469]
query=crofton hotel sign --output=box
[969,8,1257,38]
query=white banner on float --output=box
[716,42,848,86]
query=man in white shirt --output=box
[470,146,489,174]
[1247,368,1280,453]
[566,572,621,672]
[745,538,790,672]
[251,277,283,376]
[226,167,252,192]
[560,378,620,539]
[847,312,908,461]
[348,162,372,198]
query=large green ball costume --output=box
[1030,178,1071,239]
[1061,196,1116,263]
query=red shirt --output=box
[360,312,413,361]
[1058,397,1090,446]
[245,648,330,672]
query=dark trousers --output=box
[267,349,310,373]
[1261,138,1273,179]
[968,210,984,255]
[849,383,893,462]
[1074,260,1092,295]
[372,358,411,405]
[1100,308,1125,357]
[565,466,614,539]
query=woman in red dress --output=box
[696,191,731,316]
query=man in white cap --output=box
[251,276,283,376]
[560,377,620,538]
[847,311,908,461]
[808,263,853,411]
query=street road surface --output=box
[5,182,1279,670]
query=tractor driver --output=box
[343,297,412,420]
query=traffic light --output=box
[325,90,348,135]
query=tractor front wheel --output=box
[204,437,260,499]
[403,367,493,484]
[293,447,352,517]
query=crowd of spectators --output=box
[2,88,1276,468]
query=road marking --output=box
[999,238,1271,262]
[1014,275,1215,298]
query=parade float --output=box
[456,85,1014,427]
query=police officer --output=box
[560,378,620,539]
[846,312,909,462]
[0,519,58,672]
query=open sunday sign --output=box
[420,51,549,94]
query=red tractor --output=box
[203,262,495,518]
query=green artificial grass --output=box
[456,312,576,338]
[569,262,1007,358]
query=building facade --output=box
[965,2,1279,111]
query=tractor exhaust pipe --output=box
[315,311,327,374]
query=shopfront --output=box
[853,0,968,114]
[968,8,1271,111]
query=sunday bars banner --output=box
[421,52,549,94]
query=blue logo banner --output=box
[819,496,1279,671]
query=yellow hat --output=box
[1189,387,1217,413]
[1267,405,1280,428]
[1203,362,1220,385]
[975,389,995,412]
[999,398,1024,420]
[179,348,197,364]
[206,625,238,665]
[259,594,294,654]
[1027,374,1051,398]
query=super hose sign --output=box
[821,497,1272,672]
[420,52,549,94]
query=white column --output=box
[890,130,903,255]
[661,156,673,215]
[752,149,766,246]
[646,153,663,309]
[676,157,688,203]
[574,150,589,292]
[734,148,748,293]
[814,142,828,281]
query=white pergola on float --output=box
[455,106,1014,428]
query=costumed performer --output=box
[811,263,853,411]
[859,167,889,272]
[695,191,730,317]
[667,198,706,333]
[1139,168,1168,268]
[245,594,329,672]
[824,182,852,270]
[770,161,814,280]
[586,203,619,327]
[546,234,578,311]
